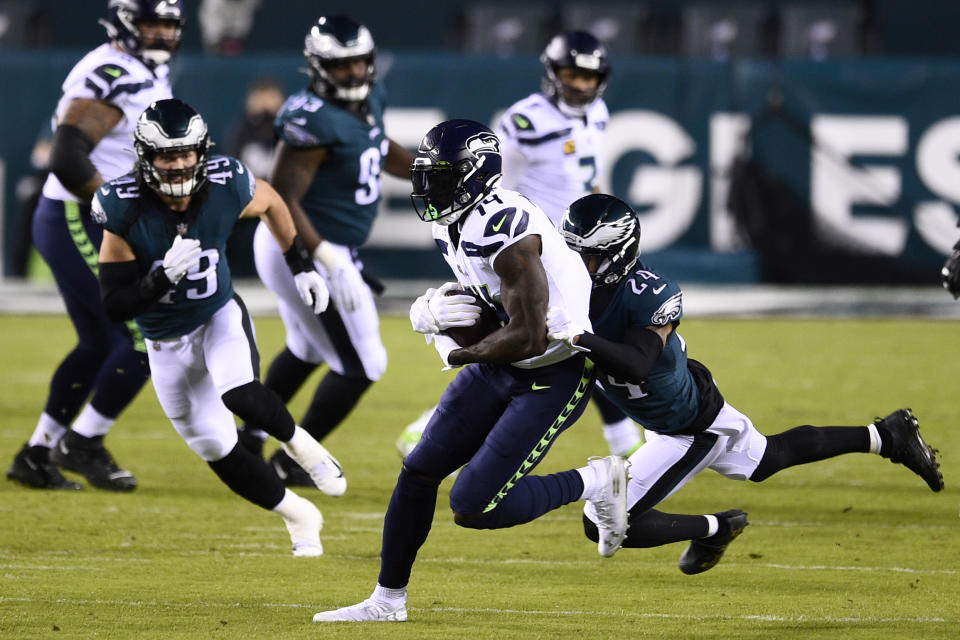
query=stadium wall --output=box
[1,52,957,284]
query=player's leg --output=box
[146,329,322,556]
[205,297,345,496]
[444,356,605,530]
[749,407,942,491]
[9,198,108,489]
[592,390,643,457]
[314,365,512,622]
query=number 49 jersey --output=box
[592,264,722,435]
[432,186,593,369]
[93,155,256,340]
[274,84,389,248]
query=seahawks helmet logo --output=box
[466,132,500,157]
[651,292,682,326]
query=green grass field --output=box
[0,313,957,639]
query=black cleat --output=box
[678,509,748,575]
[874,408,943,492]
[50,432,137,492]
[270,448,314,487]
[6,443,82,490]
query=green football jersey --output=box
[94,155,255,339]
[591,263,703,434]
[274,84,389,247]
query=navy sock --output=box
[88,347,149,418]
[44,346,103,424]
[378,467,441,589]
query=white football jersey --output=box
[432,186,592,369]
[495,93,609,227]
[42,43,173,203]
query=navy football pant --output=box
[32,196,149,424]
[378,355,595,589]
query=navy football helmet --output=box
[560,194,640,286]
[541,31,611,117]
[410,119,502,226]
[304,15,376,103]
[100,0,185,67]
[134,99,211,198]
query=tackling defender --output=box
[96,99,344,556]
[550,194,944,572]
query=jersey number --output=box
[355,139,390,205]
[155,249,220,304]
[603,374,649,400]
[579,155,597,192]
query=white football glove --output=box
[428,333,462,371]
[162,235,202,285]
[313,240,367,313]
[294,270,330,314]
[410,282,481,334]
[546,306,590,353]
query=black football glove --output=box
[941,240,960,300]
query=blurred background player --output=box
[396,30,642,460]
[6,0,183,491]
[551,194,944,568]
[941,234,960,299]
[313,119,625,623]
[238,15,415,484]
[96,98,340,556]
[222,75,286,277]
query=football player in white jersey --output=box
[312,120,627,623]
[7,0,181,492]
[396,31,642,460]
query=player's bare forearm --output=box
[241,179,297,250]
[448,237,549,365]
[383,138,414,178]
[271,141,326,249]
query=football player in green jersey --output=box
[548,194,944,573]
[95,99,345,556]
[239,15,415,484]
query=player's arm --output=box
[383,137,414,178]
[49,98,122,203]
[576,324,671,383]
[270,140,327,250]
[240,177,329,313]
[98,230,199,322]
[447,235,549,365]
[240,178,298,249]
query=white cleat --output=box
[586,455,630,558]
[283,426,347,497]
[312,598,407,622]
[280,492,324,557]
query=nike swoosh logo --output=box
[652,284,667,295]
[105,67,122,78]
[531,382,551,391]
[492,215,508,232]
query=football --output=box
[441,288,503,347]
